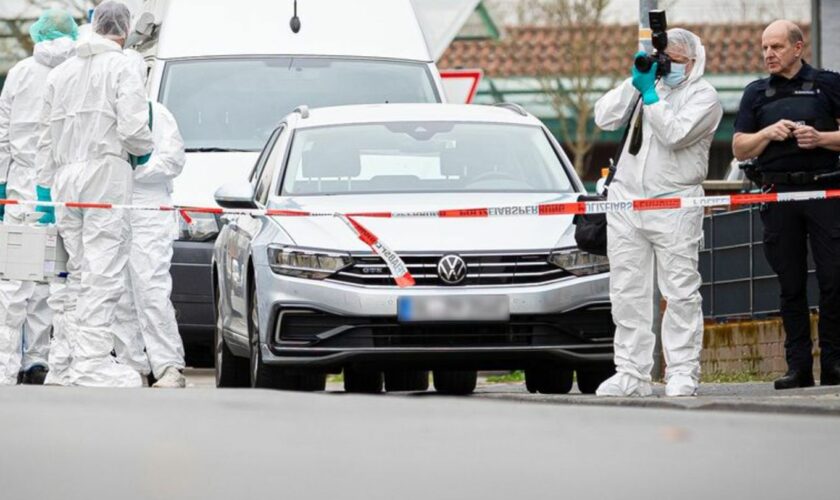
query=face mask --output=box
[663,62,687,87]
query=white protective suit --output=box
[35,32,154,387]
[593,29,722,396]
[0,37,76,385]
[112,93,187,381]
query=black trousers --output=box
[761,198,840,372]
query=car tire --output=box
[385,370,429,392]
[344,368,383,393]
[215,281,249,388]
[433,370,477,395]
[525,367,573,394]
[576,365,616,394]
[248,277,325,391]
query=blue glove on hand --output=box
[129,151,152,169]
[0,182,6,221]
[631,51,660,105]
[35,185,54,224]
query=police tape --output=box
[3,188,839,288]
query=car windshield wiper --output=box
[185,147,253,153]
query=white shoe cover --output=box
[595,372,653,397]
[152,366,186,388]
[665,374,698,397]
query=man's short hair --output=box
[787,23,804,45]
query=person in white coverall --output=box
[35,1,154,387]
[0,10,78,386]
[112,50,187,389]
[593,29,722,397]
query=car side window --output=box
[250,127,283,184]
[255,126,286,205]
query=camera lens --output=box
[634,54,653,73]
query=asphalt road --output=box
[2,378,839,500]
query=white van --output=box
[130,0,446,349]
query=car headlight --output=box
[267,246,354,279]
[179,212,221,242]
[548,248,609,276]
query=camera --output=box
[634,10,671,77]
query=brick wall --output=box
[701,315,821,377]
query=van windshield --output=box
[160,57,440,151]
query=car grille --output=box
[329,252,571,287]
[273,307,615,349]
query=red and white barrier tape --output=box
[3,188,838,288]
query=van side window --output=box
[250,128,282,184]
[255,126,286,205]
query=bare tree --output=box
[535,0,620,178]
[1,1,98,60]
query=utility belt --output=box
[742,164,840,186]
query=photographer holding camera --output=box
[593,25,722,397]
[733,20,840,390]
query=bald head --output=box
[762,20,805,78]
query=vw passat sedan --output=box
[212,103,615,395]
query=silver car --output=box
[212,103,615,395]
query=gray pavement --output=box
[2,381,840,500]
[183,369,840,415]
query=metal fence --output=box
[699,206,819,320]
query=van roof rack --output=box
[492,102,528,117]
[294,105,310,119]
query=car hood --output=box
[173,152,259,207]
[269,193,580,252]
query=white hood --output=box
[270,193,579,252]
[33,37,76,68]
[76,33,122,58]
[174,152,259,206]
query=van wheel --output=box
[525,367,573,394]
[344,368,383,393]
[385,370,429,392]
[433,370,477,395]
[214,280,249,388]
[577,365,616,394]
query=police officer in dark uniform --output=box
[733,20,840,389]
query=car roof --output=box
[152,0,432,61]
[290,104,545,129]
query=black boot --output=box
[819,363,840,386]
[773,369,815,390]
[21,366,49,385]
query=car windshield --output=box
[160,57,439,152]
[280,122,575,195]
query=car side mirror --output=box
[215,181,257,209]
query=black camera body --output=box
[634,10,671,77]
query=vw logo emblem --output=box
[437,254,467,285]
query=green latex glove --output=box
[35,185,54,224]
[0,182,6,221]
[631,51,659,105]
[129,101,154,169]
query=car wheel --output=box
[248,277,325,391]
[576,365,616,394]
[433,370,477,395]
[215,281,249,388]
[385,370,429,392]
[525,367,573,394]
[344,367,383,393]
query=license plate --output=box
[397,295,510,323]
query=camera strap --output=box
[605,94,643,188]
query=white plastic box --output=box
[0,224,68,283]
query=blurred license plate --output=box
[398,295,510,322]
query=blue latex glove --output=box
[0,182,6,221]
[35,185,54,224]
[631,51,659,105]
[129,151,152,169]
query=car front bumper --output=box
[254,265,614,371]
[171,240,215,343]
